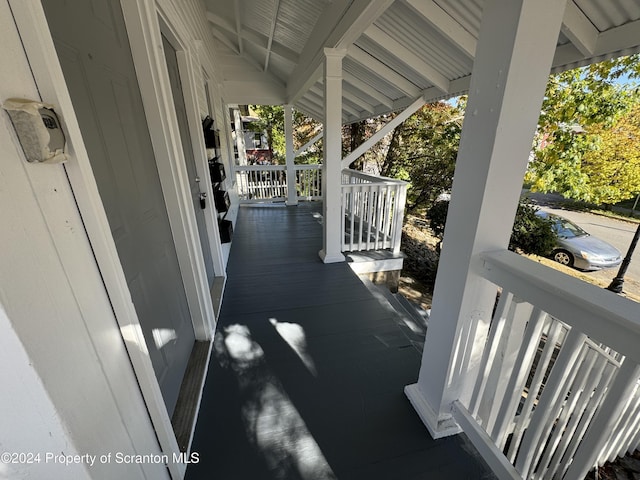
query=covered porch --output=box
[186,202,494,479]
[190,0,640,475]
[3,0,640,479]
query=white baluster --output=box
[516,329,587,477]
[564,360,640,480]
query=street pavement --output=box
[523,191,639,298]
[541,207,638,283]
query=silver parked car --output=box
[536,211,622,270]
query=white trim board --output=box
[171,44,226,279]
[8,1,229,478]
[4,1,172,478]
[123,0,215,344]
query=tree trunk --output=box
[380,126,402,177]
[349,121,366,170]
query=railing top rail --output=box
[235,164,286,171]
[294,164,322,170]
[341,182,405,190]
[235,164,321,171]
[342,168,409,185]
[480,249,640,363]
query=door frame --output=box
[205,74,239,268]
[119,0,216,342]
[9,1,218,478]
[156,13,226,283]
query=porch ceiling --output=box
[204,0,640,123]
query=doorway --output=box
[42,0,196,417]
[161,33,216,288]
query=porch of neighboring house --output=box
[186,202,495,480]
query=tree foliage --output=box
[509,203,556,256]
[380,102,462,211]
[293,111,323,164]
[246,105,284,162]
[427,201,556,256]
[425,200,449,238]
[340,116,396,172]
[247,105,322,164]
[578,103,640,204]
[525,54,640,205]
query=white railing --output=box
[341,169,408,254]
[235,164,321,203]
[454,250,640,480]
[234,166,407,254]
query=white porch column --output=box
[284,104,298,206]
[233,106,248,166]
[405,0,568,438]
[319,48,346,263]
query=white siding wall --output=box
[196,73,209,118]
[0,2,170,479]
[1,1,239,477]
[0,306,89,480]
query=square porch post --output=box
[284,104,298,206]
[405,0,568,438]
[319,48,346,263]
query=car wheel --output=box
[553,249,574,267]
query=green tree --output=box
[425,199,449,239]
[293,110,323,164]
[340,116,396,171]
[427,201,556,256]
[509,203,556,256]
[380,102,462,211]
[246,105,284,163]
[525,54,640,204]
[579,103,640,204]
[248,105,323,164]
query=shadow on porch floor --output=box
[186,202,495,480]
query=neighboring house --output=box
[1,1,639,480]
[228,110,273,164]
[241,114,273,164]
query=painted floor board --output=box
[186,203,495,480]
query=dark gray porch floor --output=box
[186,202,494,480]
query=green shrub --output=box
[425,200,449,238]
[426,200,556,256]
[509,203,556,256]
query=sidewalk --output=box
[522,190,640,221]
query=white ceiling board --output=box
[377,2,473,78]
[405,0,477,59]
[344,72,394,109]
[286,0,395,102]
[205,0,640,123]
[575,0,640,31]
[343,58,409,101]
[562,1,599,55]
[363,24,450,92]
[348,44,422,97]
